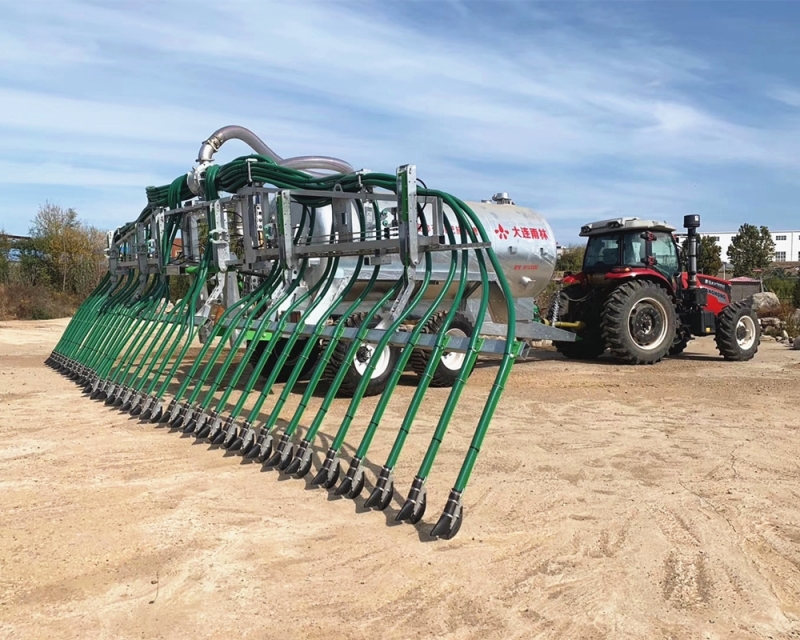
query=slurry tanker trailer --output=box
[46,125,587,539]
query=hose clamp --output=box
[187,161,210,196]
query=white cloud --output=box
[769,87,800,108]
[0,32,97,66]
[0,160,163,188]
[0,0,798,240]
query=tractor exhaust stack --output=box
[684,214,701,290]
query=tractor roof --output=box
[579,217,676,237]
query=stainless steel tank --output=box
[460,200,557,299]
[287,197,557,305]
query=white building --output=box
[674,230,800,265]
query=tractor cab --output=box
[579,217,680,285]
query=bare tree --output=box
[28,203,106,295]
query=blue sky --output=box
[0,1,799,244]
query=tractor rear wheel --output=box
[410,311,475,387]
[549,285,606,360]
[601,280,676,365]
[324,312,400,397]
[715,302,760,361]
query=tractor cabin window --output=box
[583,235,620,270]
[583,231,679,278]
[620,231,679,277]
[649,232,680,277]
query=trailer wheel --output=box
[249,338,320,384]
[715,302,760,361]
[549,286,607,360]
[324,312,399,397]
[602,280,676,365]
[410,311,475,387]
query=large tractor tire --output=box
[324,312,400,397]
[410,311,475,387]
[601,280,677,365]
[549,285,607,360]
[249,337,320,384]
[715,302,760,361]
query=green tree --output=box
[727,224,775,278]
[793,278,800,308]
[555,244,585,273]
[680,235,723,275]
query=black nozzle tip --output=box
[310,468,328,486]
[322,465,340,489]
[255,443,273,464]
[364,469,394,511]
[188,425,211,440]
[334,477,352,496]
[430,511,463,540]
[263,450,282,468]
[396,500,416,522]
[429,489,464,540]
[396,477,427,524]
[283,457,301,475]
[278,448,294,471]
[236,429,254,456]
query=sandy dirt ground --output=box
[1,318,800,639]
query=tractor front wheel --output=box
[715,302,760,361]
[602,280,676,365]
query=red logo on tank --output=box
[495,224,509,240]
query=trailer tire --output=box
[601,280,676,365]
[249,338,320,384]
[410,311,475,387]
[715,302,760,361]
[324,312,399,397]
[549,286,606,360]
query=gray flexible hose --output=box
[197,125,354,173]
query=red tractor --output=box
[549,215,760,364]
